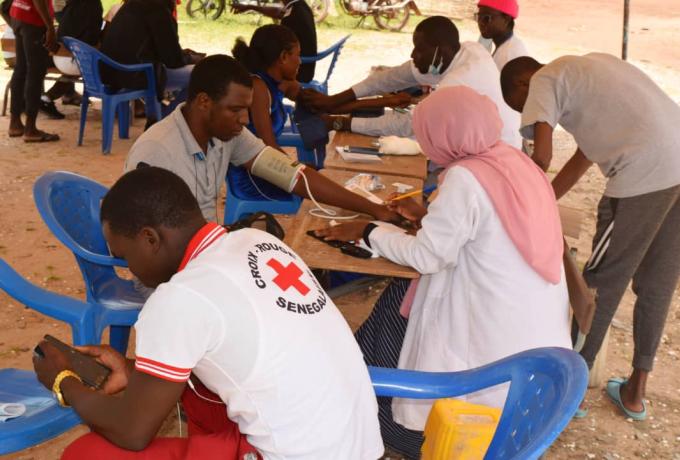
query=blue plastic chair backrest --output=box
[301,35,350,89]
[369,347,588,459]
[62,37,110,97]
[33,172,118,303]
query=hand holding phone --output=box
[35,335,112,389]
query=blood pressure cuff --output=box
[250,147,305,192]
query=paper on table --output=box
[336,147,383,163]
[345,183,384,205]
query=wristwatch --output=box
[332,117,346,131]
[52,370,82,407]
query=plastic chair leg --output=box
[109,325,131,355]
[117,101,130,140]
[78,97,89,146]
[101,100,116,154]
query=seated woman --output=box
[230,24,304,202]
[316,86,572,459]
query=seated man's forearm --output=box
[293,168,384,218]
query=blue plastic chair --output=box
[33,171,143,354]
[224,167,302,225]
[369,347,588,459]
[300,35,351,95]
[62,37,161,154]
[0,258,90,454]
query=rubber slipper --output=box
[573,407,589,419]
[606,378,647,421]
[23,131,60,143]
[8,129,24,138]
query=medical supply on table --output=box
[378,136,422,156]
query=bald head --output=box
[500,56,544,112]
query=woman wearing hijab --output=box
[315,86,572,459]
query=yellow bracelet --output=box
[52,370,82,408]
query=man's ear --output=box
[139,227,162,253]
[195,92,212,112]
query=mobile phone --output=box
[343,146,381,155]
[37,335,112,389]
[306,230,373,259]
[340,245,373,259]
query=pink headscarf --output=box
[400,86,563,317]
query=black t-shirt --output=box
[281,0,317,83]
[57,0,103,46]
[100,0,184,91]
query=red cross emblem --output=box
[267,258,310,295]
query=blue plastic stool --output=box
[62,37,161,154]
[0,369,81,455]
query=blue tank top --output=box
[234,72,292,204]
[247,71,287,137]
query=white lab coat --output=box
[367,166,571,430]
[350,42,522,149]
[492,34,529,71]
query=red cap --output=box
[477,0,519,19]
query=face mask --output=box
[428,46,444,76]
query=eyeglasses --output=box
[474,12,501,24]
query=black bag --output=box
[225,212,285,241]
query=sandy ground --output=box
[1,0,680,458]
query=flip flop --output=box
[23,131,60,143]
[606,377,647,421]
[573,407,589,419]
[8,130,23,138]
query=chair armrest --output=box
[0,259,95,333]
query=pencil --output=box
[390,189,423,201]
[389,184,438,202]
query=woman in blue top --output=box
[228,25,301,202]
[233,24,301,150]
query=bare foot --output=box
[9,118,24,137]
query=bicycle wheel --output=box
[373,0,410,32]
[185,0,225,19]
[308,0,329,24]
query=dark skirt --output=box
[355,278,424,460]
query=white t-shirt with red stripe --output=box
[134,223,383,460]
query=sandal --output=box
[23,131,60,143]
[606,377,647,421]
[8,128,24,138]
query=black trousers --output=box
[10,19,49,118]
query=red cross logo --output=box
[267,258,310,295]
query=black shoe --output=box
[39,100,65,120]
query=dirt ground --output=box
[2,0,680,458]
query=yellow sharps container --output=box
[421,398,502,460]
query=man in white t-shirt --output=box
[302,16,522,149]
[500,54,680,422]
[475,0,528,72]
[32,167,384,460]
